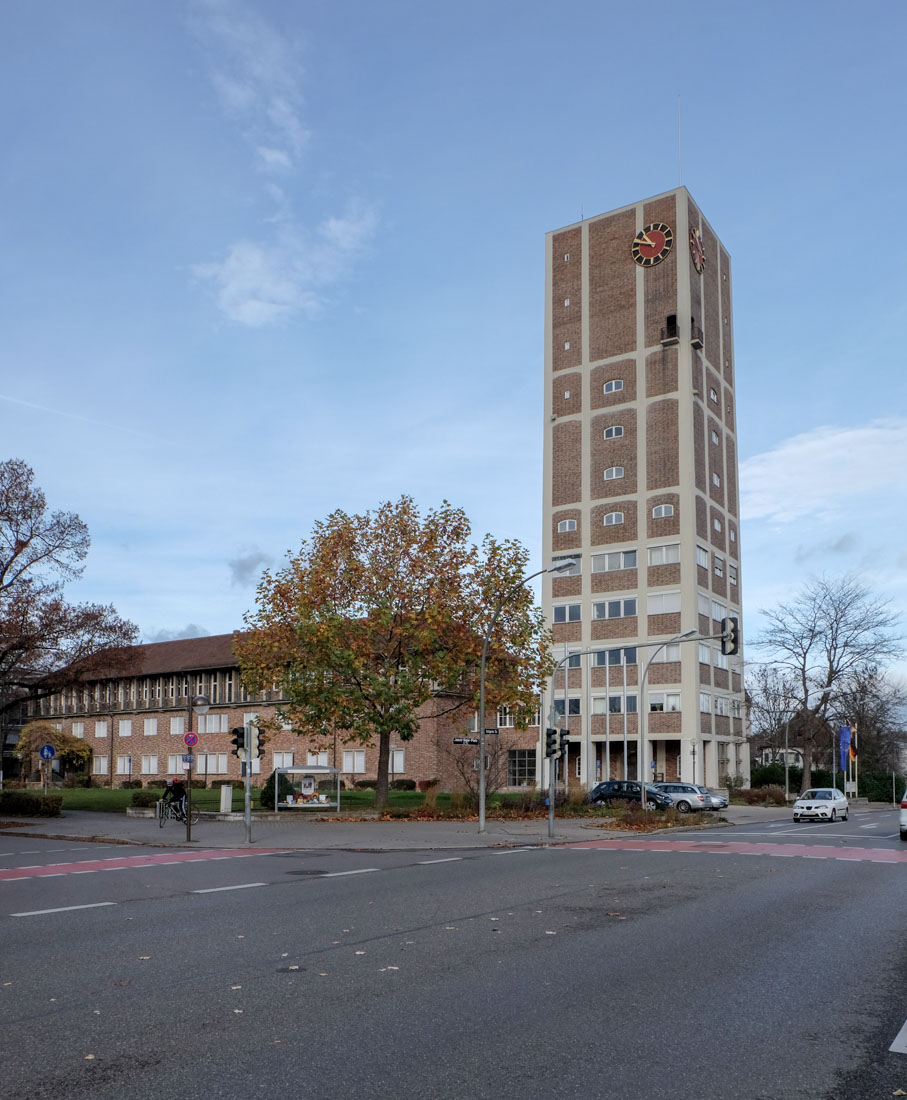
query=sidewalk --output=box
[0,803,798,851]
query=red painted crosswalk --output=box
[562,838,907,863]
[0,848,291,882]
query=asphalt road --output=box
[1,810,905,1100]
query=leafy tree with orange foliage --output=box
[236,497,553,809]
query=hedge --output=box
[0,790,63,816]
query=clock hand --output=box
[638,230,656,247]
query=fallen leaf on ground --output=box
[85,1055,95,1060]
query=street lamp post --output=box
[186,693,210,843]
[637,629,698,811]
[477,559,578,834]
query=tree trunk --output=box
[799,741,813,795]
[375,729,390,810]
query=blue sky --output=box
[1,0,905,660]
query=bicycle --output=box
[157,798,200,827]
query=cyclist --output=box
[163,777,188,820]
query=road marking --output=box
[860,824,879,829]
[12,902,117,917]
[192,883,267,893]
[492,848,535,855]
[0,848,293,882]
[559,838,907,863]
[418,858,463,865]
[890,1018,907,1054]
[321,868,380,877]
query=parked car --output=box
[585,780,673,811]
[652,782,707,813]
[695,785,728,811]
[899,789,907,842]
[792,788,849,823]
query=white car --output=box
[792,788,848,823]
[899,790,907,842]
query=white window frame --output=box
[729,564,738,586]
[648,591,681,614]
[389,749,405,774]
[592,550,636,572]
[170,716,186,737]
[603,425,624,439]
[168,754,184,773]
[92,755,109,775]
[198,713,228,733]
[712,472,721,487]
[713,517,722,532]
[497,706,515,728]
[118,719,132,738]
[95,720,108,739]
[603,379,623,394]
[342,750,366,774]
[603,466,624,480]
[651,643,681,663]
[652,504,674,518]
[72,722,85,739]
[144,718,158,737]
[141,755,158,775]
[553,603,581,623]
[307,751,329,766]
[197,753,228,774]
[592,598,637,620]
[603,511,624,526]
[647,543,680,566]
[649,693,680,713]
[557,518,577,533]
[116,754,132,775]
[700,693,712,713]
[273,751,295,769]
[714,555,724,578]
[696,546,709,568]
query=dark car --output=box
[585,780,673,810]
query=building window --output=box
[497,706,515,728]
[552,698,581,717]
[712,473,721,487]
[564,298,570,306]
[553,603,581,623]
[563,390,570,400]
[648,543,680,566]
[698,643,711,664]
[698,593,711,617]
[307,751,329,766]
[603,425,624,439]
[729,564,738,586]
[343,750,366,773]
[651,643,681,663]
[564,341,570,350]
[603,511,624,526]
[167,754,183,773]
[118,719,132,738]
[507,749,537,787]
[564,253,570,261]
[144,718,158,737]
[712,600,727,621]
[556,519,577,534]
[652,504,674,518]
[713,518,722,532]
[714,555,724,578]
[593,647,637,666]
[592,550,636,572]
[592,598,637,620]
[92,755,109,775]
[730,529,736,543]
[273,752,294,769]
[198,713,228,733]
[714,696,730,716]
[709,388,718,402]
[696,546,709,568]
[714,649,728,670]
[565,653,582,668]
[700,693,712,713]
[603,379,623,394]
[198,753,227,774]
[116,755,132,775]
[141,755,158,774]
[603,466,624,480]
[711,430,719,445]
[389,749,405,774]
[649,693,680,713]
[593,694,638,714]
[648,591,681,614]
[170,716,185,737]
[732,700,742,719]
[94,720,109,739]
[72,722,85,739]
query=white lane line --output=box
[12,902,117,917]
[321,868,380,877]
[192,883,267,894]
[418,858,463,865]
[492,848,536,855]
[860,824,879,830]
[890,1017,907,1054]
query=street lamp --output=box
[637,629,697,810]
[477,558,578,834]
[784,686,831,802]
[186,692,210,843]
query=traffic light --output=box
[720,616,739,656]
[247,726,266,760]
[559,731,569,755]
[230,727,246,757]
[545,728,560,758]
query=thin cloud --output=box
[0,394,163,440]
[228,546,272,587]
[741,419,907,523]
[145,623,211,643]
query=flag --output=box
[849,725,857,761]
[839,726,851,771]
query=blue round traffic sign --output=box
[184,732,198,747]
[40,744,56,760]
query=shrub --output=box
[259,769,295,809]
[740,785,787,806]
[131,790,161,808]
[355,779,378,789]
[120,779,143,789]
[317,779,345,792]
[210,779,237,789]
[417,778,439,792]
[721,773,746,793]
[390,778,416,791]
[0,790,63,816]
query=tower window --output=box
[603,379,623,394]
[603,511,624,526]
[652,504,674,518]
[711,430,719,445]
[557,519,577,533]
[564,253,570,262]
[709,388,718,402]
[603,425,624,439]
[564,390,570,399]
[564,298,570,306]
[553,603,581,623]
[564,341,570,350]
[714,518,722,532]
[603,466,624,480]
[712,473,721,487]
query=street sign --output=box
[182,753,194,764]
[484,728,498,736]
[453,737,480,745]
[184,732,198,747]
[39,744,56,760]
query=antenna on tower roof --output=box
[677,95,683,185]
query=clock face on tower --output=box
[689,227,705,273]
[631,223,674,267]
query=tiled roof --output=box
[93,634,240,679]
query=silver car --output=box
[653,782,707,813]
[695,785,728,810]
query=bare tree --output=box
[755,575,902,793]
[0,460,138,723]
[832,664,907,773]
[745,664,800,761]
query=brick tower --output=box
[542,187,748,790]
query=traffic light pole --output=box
[244,723,253,844]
